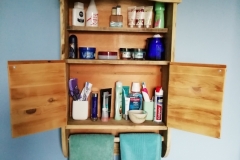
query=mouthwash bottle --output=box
[129,82,143,110]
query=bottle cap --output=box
[74,2,84,9]
[132,82,140,92]
[155,2,165,11]
[116,81,122,87]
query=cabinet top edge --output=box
[149,0,182,3]
[170,62,227,68]
[8,60,65,65]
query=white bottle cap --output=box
[74,2,84,9]
[132,82,140,92]
[153,34,162,38]
[116,81,122,87]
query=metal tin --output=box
[91,93,98,121]
[132,48,146,60]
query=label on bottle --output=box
[154,96,163,122]
[69,43,76,58]
[91,95,98,120]
[77,11,84,23]
[129,97,141,110]
[136,7,144,28]
[80,51,95,59]
[86,13,98,26]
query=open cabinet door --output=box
[167,62,226,138]
[8,60,67,138]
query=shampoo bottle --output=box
[129,82,143,110]
[115,81,122,120]
[86,0,98,27]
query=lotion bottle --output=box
[115,81,122,120]
[86,0,98,27]
[72,2,85,26]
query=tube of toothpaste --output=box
[79,82,92,101]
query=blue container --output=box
[79,47,96,59]
[91,93,98,121]
[146,38,164,60]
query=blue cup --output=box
[146,38,164,60]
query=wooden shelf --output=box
[68,26,168,33]
[67,118,167,130]
[66,59,169,65]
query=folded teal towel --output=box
[69,134,114,160]
[120,133,161,160]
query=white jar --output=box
[72,2,85,26]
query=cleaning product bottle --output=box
[115,81,122,120]
[154,2,165,28]
[154,86,163,123]
[129,82,143,110]
[72,2,85,26]
[86,0,98,27]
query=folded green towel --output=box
[120,133,161,160]
[69,134,114,160]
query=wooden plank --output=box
[60,0,68,60]
[66,59,169,65]
[150,0,181,3]
[8,61,67,137]
[165,3,178,61]
[67,118,167,130]
[68,26,168,33]
[167,63,226,138]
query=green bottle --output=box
[115,81,122,120]
[154,2,165,28]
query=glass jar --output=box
[119,48,132,60]
[132,48,146,60]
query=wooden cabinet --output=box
[7,0,226,158]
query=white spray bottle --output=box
[86,0,98,27]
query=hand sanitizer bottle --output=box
[72,2,85,26]
[86,0,98,27]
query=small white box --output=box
[72,101,88,120]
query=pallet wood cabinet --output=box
[7,0,226,158]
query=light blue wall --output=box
[0,0,239,160]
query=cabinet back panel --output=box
[70,32,155,57]
[69,64,161,118]
[68,0,155,27]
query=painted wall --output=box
[0,0,239,160]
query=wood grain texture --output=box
[60,0,69,60]
[66,59,169,65]
[69,64,161,118]
[167,63,226,138]
[8,61,67,137]
[61,127,69,158]
[68,26,168,33]
[165,3,177,61]
[67,118,167,130]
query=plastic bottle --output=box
[72,2,85,26]
[115,81,122,120]
[91,93,98,121]
[86,0,98,27]
[69,35,78,59]
[129,82,143,110]
[154,2,165,28]
[154,86,163,122]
